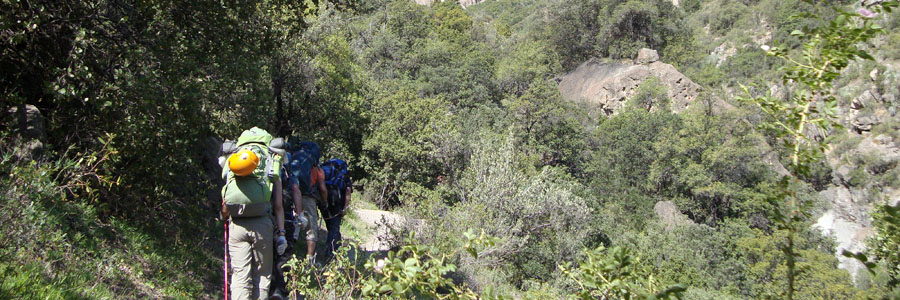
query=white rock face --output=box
[815,133,900,280]
[815,187,872,280]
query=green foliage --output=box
[6,0,899,298]
[870,204,900,288]
[362,89,454,206]
[407,132,597,288]
[589,109,682,195]
[628,76,670,112]
[701,0,750,35]
[649,109,774,225]
[496,40,562,96]
[737,229,866,299]
[543,0,689,64]
[0,150,215,299]
[739,1,899,298]
[598,0,681,59]
[561,246,686,300]
[503,80,587,169]
[285,232,499,299]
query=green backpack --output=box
[219,127,285,218]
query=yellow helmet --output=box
[228,149,259,176]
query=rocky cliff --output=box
[557,49,702,115]
[813,62,900,280]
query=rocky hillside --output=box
[556,45,900,280]
[815,61,900,279]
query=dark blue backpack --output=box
[289,142,320,196]
[320,159,349,218]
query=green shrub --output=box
[560,246,686,299]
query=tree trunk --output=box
[273,61,288,137]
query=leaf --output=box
[858,52,874,61]
[790,30,804,36]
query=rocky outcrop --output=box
[816,132,900,279]
[558,49,702,115]
[635,48,660,65]
[654,201,695,231]
[4,104,47,160]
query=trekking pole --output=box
[224,220,229,300]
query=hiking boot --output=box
[308,254,321,269]
[270,290,285,300]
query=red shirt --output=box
[311,166,324,186]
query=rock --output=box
[5,104,46,160]
[870,68,880,82]
[648,62,702,113]
[834,165,853,187]
[654,201,694,230]
[853,89,879,110]
[635,48,659,65]
[851,98,865,110]
[712,43,737,67]
[857,134,900,163]
[7,104,45,140]
[852,115,878,133]
[883,93,896,106]
[874,134,893,146]
[457,0,485,7]
[815,186,876,280]
[558,52,702,115]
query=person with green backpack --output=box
[219,127,288,300]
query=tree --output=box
[503,79,585,169]
[739,2,898,298]
[362,89,454,207]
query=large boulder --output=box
[654,201,695,231]
[635,48,659,64]
[558,51,701,115]
[4,104,46,160]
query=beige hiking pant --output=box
[228,216,273,300]
[301,195,319,241]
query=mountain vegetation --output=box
[2,0,899,299]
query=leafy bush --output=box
[285,232,498,299]
[560,246,686,299]
[870,204,900,288]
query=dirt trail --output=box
[354,209,405,251]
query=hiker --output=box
[320,158,353,261]
[287,140,328,267]
[268,145,307,300]
[220,127,288,300]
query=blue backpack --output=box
[289,142,320,196]
[320,158,349,218]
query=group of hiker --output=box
[218,127,353,300]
